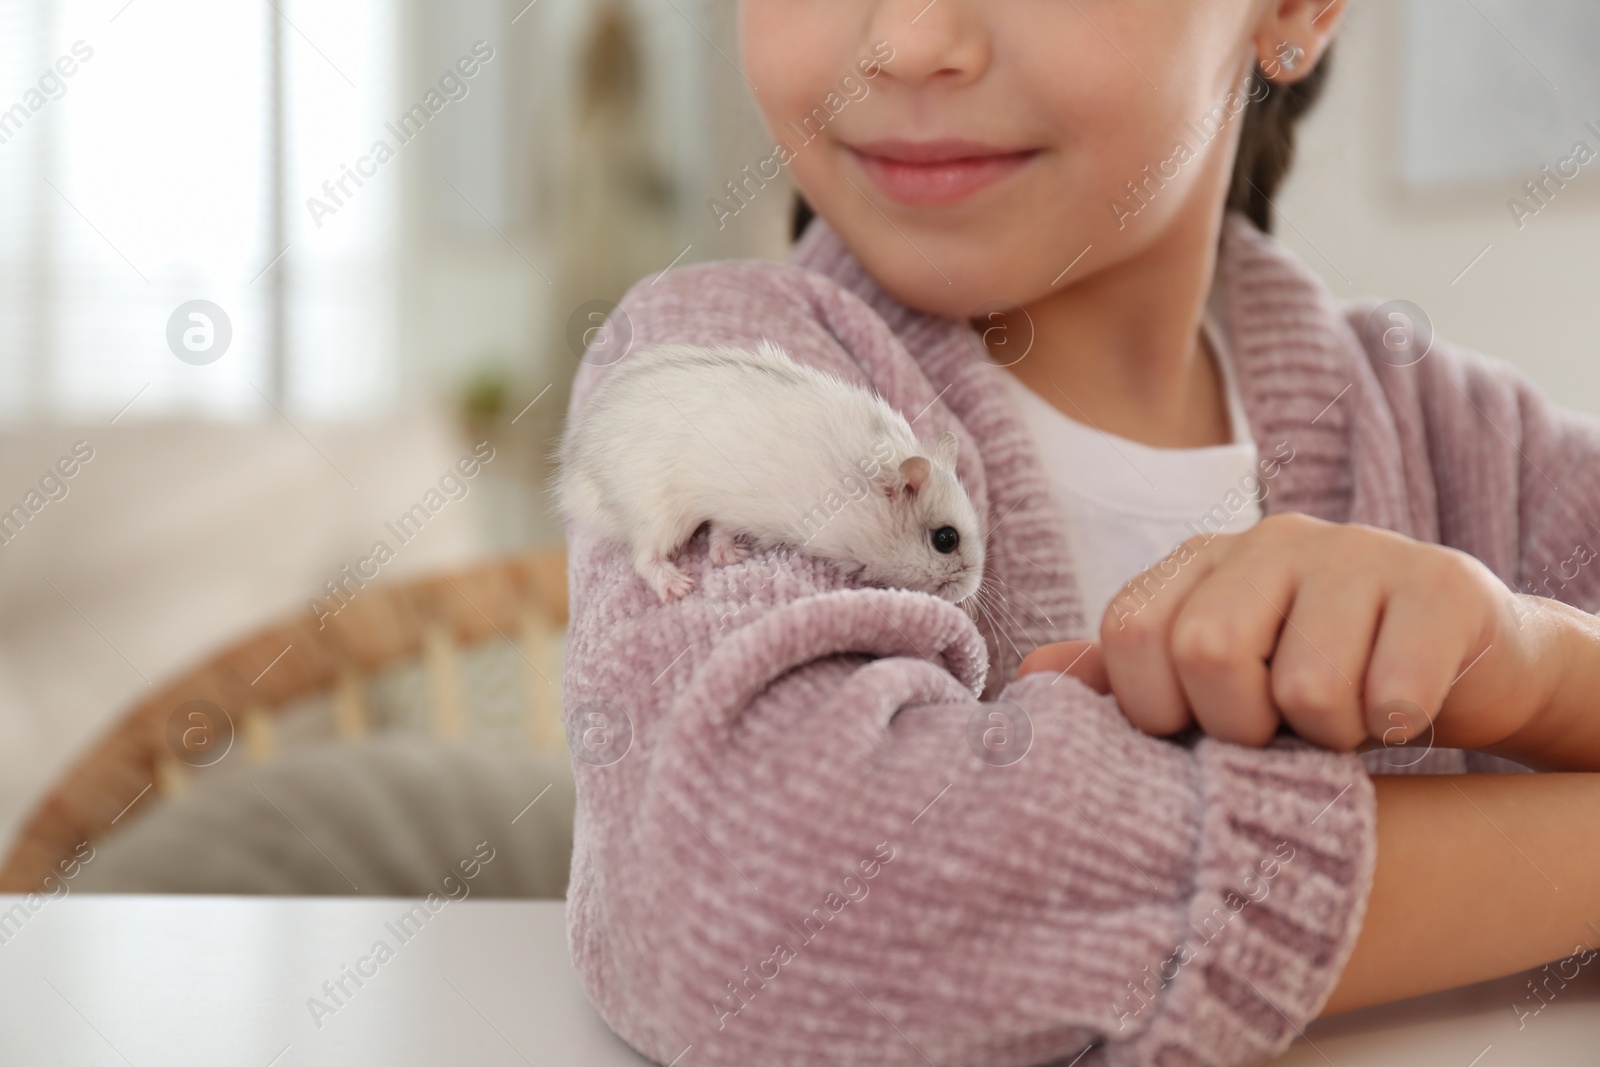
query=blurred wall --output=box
[390,0,789,436]
[388,0,790,545]
[1278,0,1600,416]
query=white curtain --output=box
[0,0,788,426]
[0,0,399,423]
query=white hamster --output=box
[552,339,985,605]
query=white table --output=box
[0,895,1593,1066]
[0,895,646,1066]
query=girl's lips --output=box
[846,142,1041,206]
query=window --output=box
[0,0,400,423]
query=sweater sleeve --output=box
[1412,332,1600,614]
[564,263,1379,1067]
[1343,300,1600,613]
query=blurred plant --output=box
[458,364,512,426]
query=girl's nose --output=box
[864,0,991,88]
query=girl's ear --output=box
[1254,0,1346,86]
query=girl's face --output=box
[738,0,1306,319]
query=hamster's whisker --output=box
[971,577,1026,649]
[960,590,985,627]
[969,584,1026,664]
[977,579,1026,637]
[967,591,997,641]
[958,583,984,621]
[979,553,1043,614]
[981,566,1058,640]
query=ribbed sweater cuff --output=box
[1113,738,1377,1065]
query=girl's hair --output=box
[792,46,1335,241]
[1224,47,1334,233]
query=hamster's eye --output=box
[931,526,960,554]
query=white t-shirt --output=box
[991,294,1263,637]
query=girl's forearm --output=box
[1319,774,1600,1018]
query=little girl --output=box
[562,2,1600,1065]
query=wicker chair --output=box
[0,549,570,894]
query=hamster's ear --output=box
[898,455,930,498]
[934,431,959,467]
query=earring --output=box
[1270,42,1304,76]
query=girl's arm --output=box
[1378,317,1600,771]
[1323,773,1600,1017]
[563,261,1381,1067]
[1014,641,1600,1019]
[1330,322,1600,1012]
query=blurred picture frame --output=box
[1399,0,1600,192]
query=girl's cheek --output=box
[739,4,854,113]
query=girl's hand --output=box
[1016,513,1582,761]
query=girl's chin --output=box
[852,254,1015,318]
[825,215,1063,312]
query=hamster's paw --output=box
[637,554,696,603]
[708,525,752,567]
[658,567,696,602]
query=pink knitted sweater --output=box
[561,212,1600,1067]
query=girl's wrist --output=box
[1482,597,1600,771]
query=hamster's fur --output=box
[551,339,985,604]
